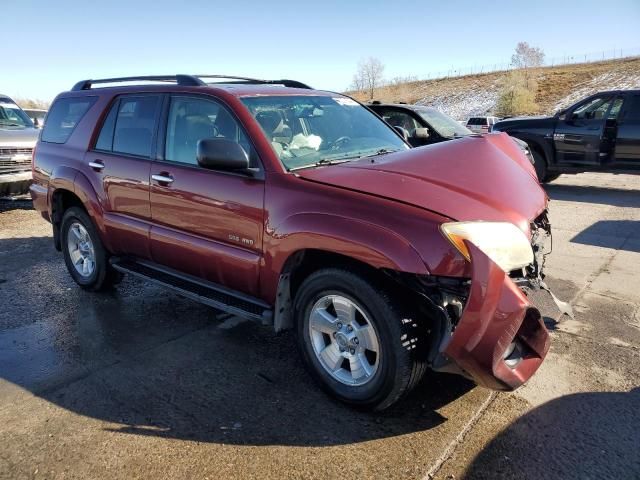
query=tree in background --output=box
[14,98,50,110]
[351,57,385,100]
[497,42,544,116]
[511,42,545,70]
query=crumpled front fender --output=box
[444,242,550,390]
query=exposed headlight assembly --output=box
[440,221,534,272]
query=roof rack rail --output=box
[71,75,205,91]
[196,75,312,89]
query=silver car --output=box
[0,95,38,196]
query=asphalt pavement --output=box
[0,172,638,479]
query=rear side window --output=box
[41,97,96,144]
[467,117,487,126]
[94,95,160,158]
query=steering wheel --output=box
[328,136,352,150]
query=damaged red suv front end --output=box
[442,242,550,390]
[297,132,555,391]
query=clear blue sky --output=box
[5,0,640,101]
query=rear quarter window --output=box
[41,97,96,144]
[467,117,487,126]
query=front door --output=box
[85,94,161,259]
[614,92,640,166]
[553,95,613,165]
[149,95,265,296]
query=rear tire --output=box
[294,268,428,411]
[61,207,122,291]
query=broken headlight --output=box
[440,221,534,273]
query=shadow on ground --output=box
[0,235,475,447]
[0,198,33,213]
[463,388,640,479]
[545,183,640,208]
[570,220,640,252]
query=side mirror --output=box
[197,138,249,171]
[413,127,430,139]
[393,126,409,140]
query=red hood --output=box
[295,133,547,235]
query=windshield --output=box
[415,107,472,138]
[0,100,34,128]
[241,95,408,170]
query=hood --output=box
[493,115,555,132]
[0,127,39,148]
[295,133,547,235]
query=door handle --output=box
[152,173,174,185]
[88,160,105,171]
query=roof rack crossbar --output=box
[195,75,312,89]
[71,75,205,91]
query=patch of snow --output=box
[415,82,500,120]
[554,71,640,110]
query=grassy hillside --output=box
[350,57,640,120]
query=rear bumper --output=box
[29,182,50,221]
[443,243,550,391]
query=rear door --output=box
[86,94,161,259]
[614,92,640,165]
[148,94,265,296]
[553,95,613,165]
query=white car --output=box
[466,116,500,134]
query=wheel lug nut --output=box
[349,348,355,355]
[336,322,343,330]
[346,325,353,333]
[352,337,359,345]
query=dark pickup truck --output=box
[493,90,640,182]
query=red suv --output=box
[31,75,552,410]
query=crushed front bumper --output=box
[439,242,550,390]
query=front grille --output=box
[0,148,32,174]
[0,147,33,156]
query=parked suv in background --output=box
[369,102,536,165]
[23,108,48,128]
[0,95,39,196]
[466,116,499,134]
[368,102,474,147]
[493,90,640,182]
[32,74,553,410]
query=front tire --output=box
[294,268,428,411]
[531,149,548,183]
[531,149,559,183]
[61,207,121,291]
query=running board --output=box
[110,257,273,324]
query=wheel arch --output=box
[49,168,109,251]
[511,134,554,169]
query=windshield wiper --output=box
[288,158,354,172]
[363,148,399,158]
[288,149,400,172]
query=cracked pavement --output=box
[0,172,638,479]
